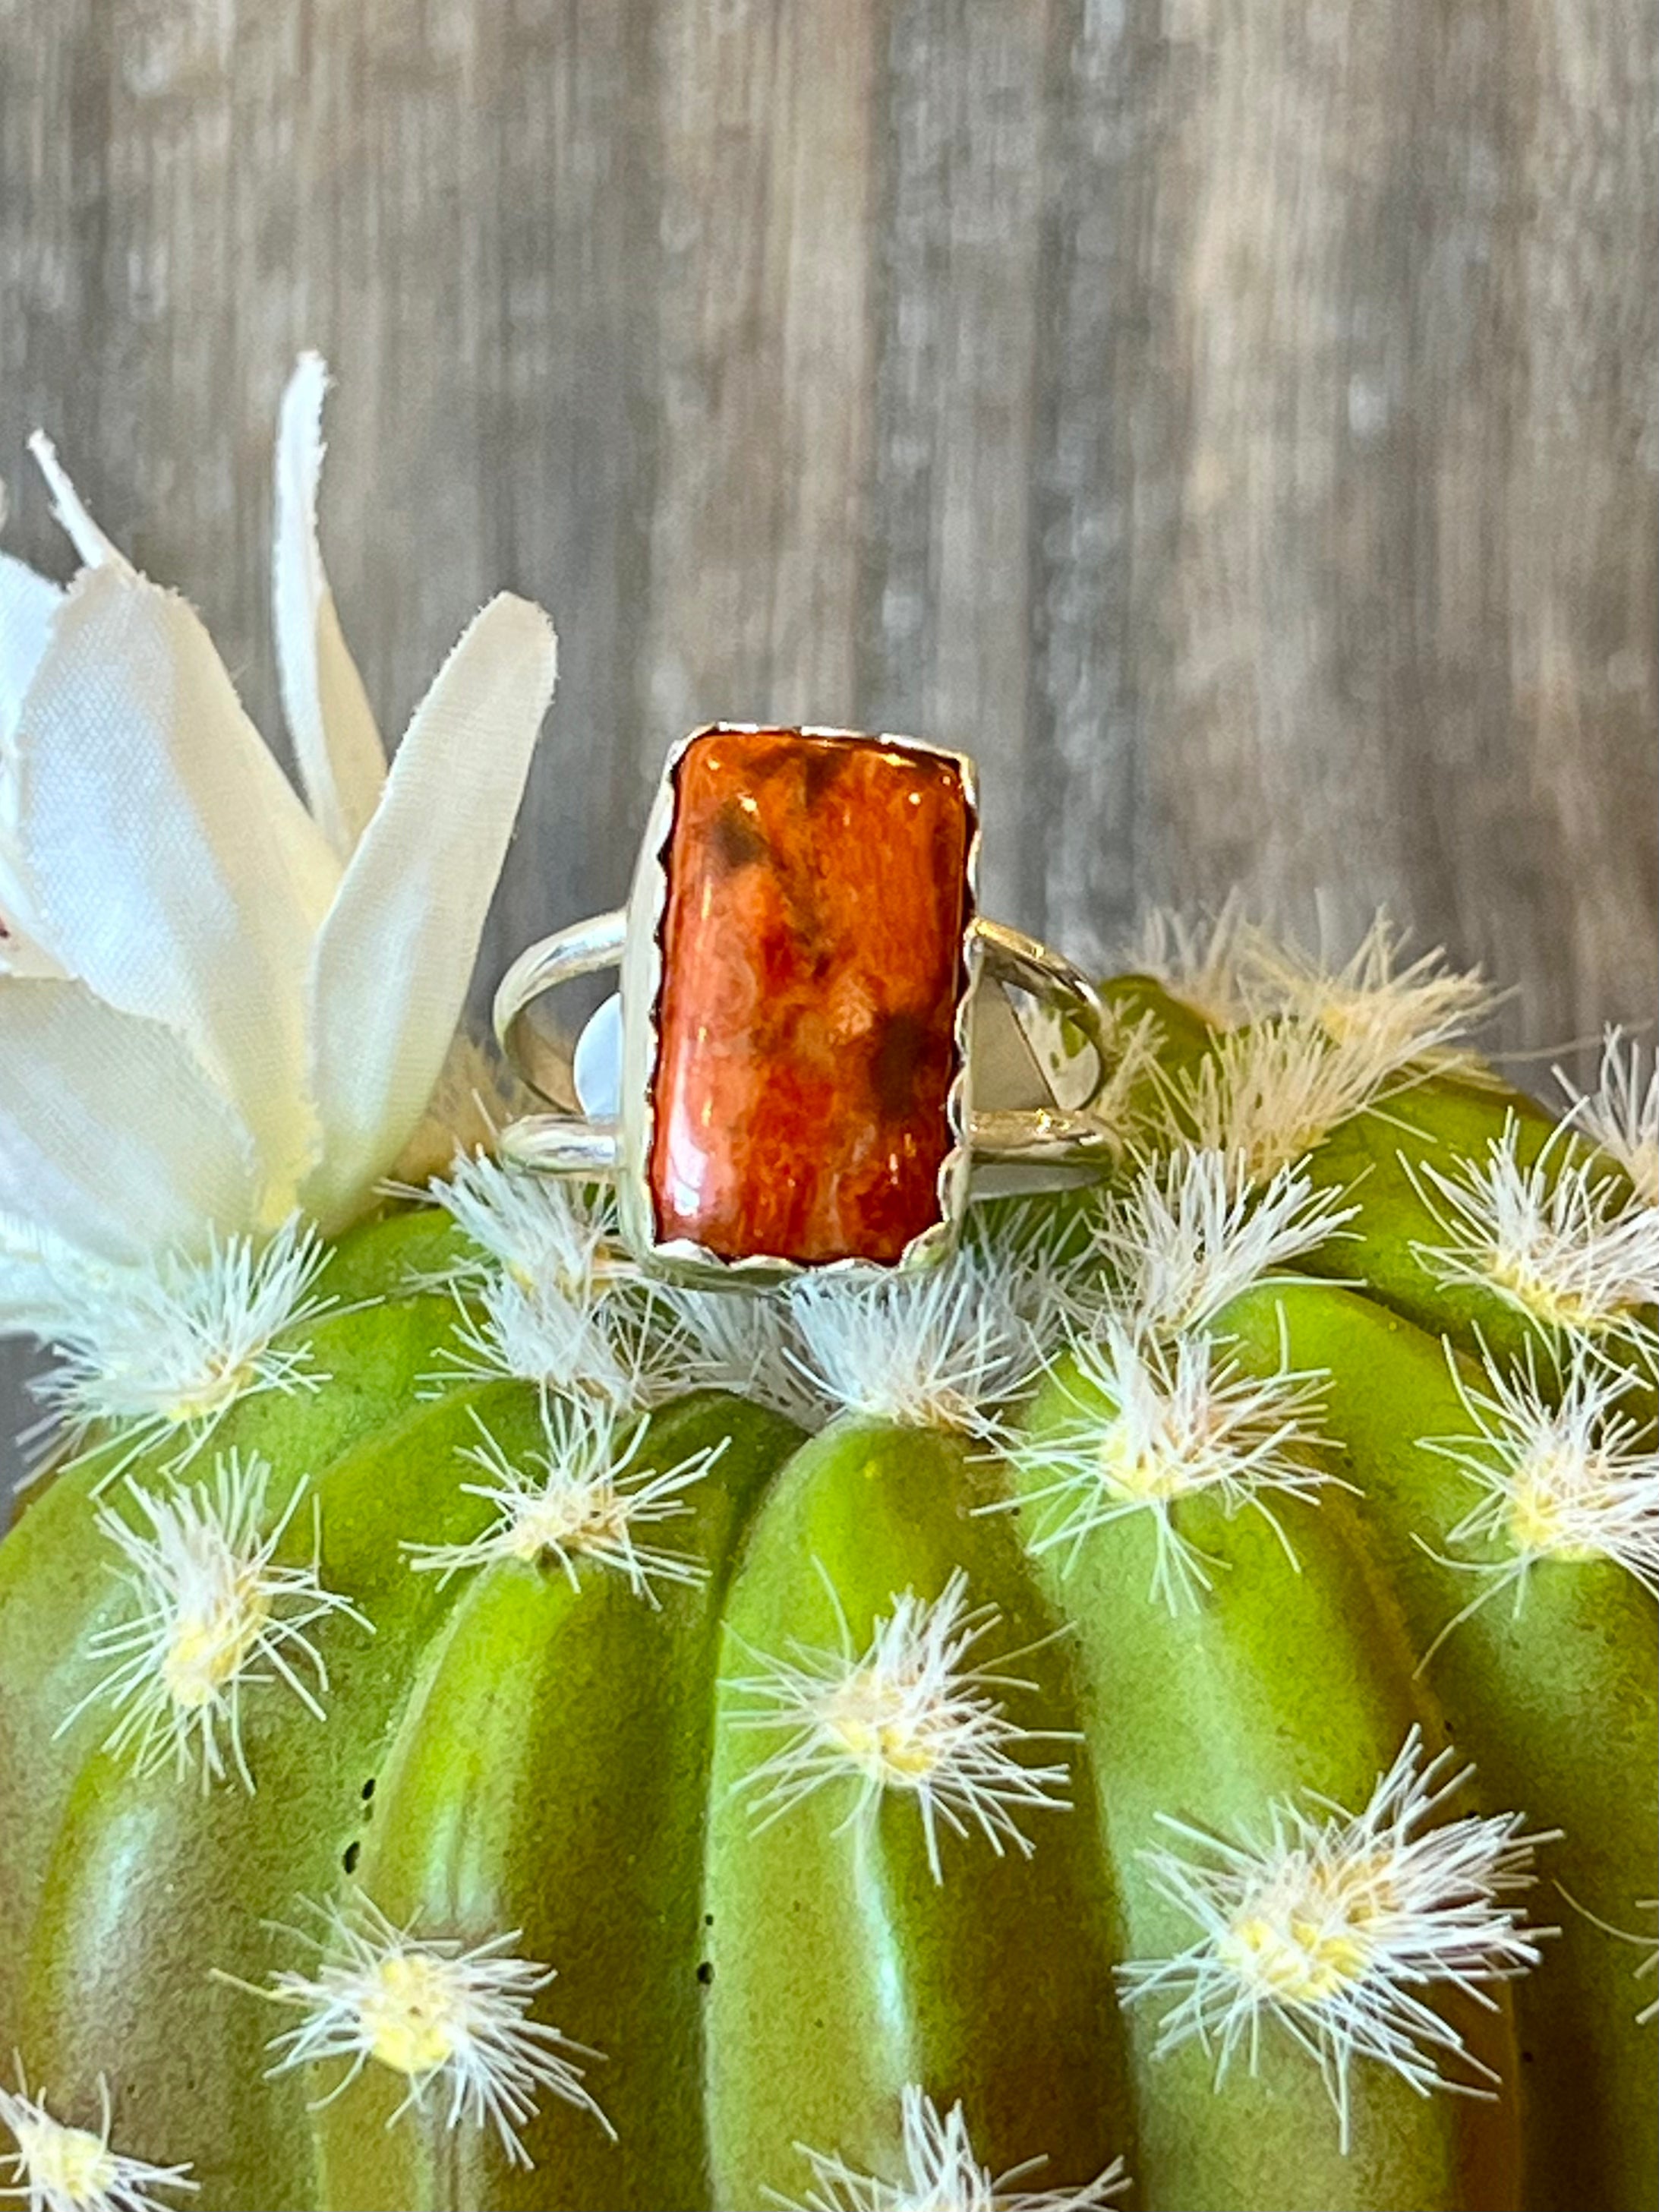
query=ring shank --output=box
[491,905,1118,1182]
[968,917,1118,1163]
[491,908,626,1172]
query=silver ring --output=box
[493,724,1117,1284]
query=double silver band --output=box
[493,909,1118,1175]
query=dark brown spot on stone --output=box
[708,800,768,873]
[747,737,806,783]
[870,1010,929,1119]
[802,742,853,808]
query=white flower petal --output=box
[0,1204,99,1332]
[0,979,261,1265]
[1,550,62,751]
[12,566,338,1209]
[26,429,131,570]
[0,553,67,967]
[273,353,386,860]
[301,593,557,1225]
[0,927,64,979]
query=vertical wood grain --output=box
[858,0,1050,929]
[1134,0,1456,948]
[1501,0,1658,1043]
[640,0,877,768]
[1023,0,1184,966]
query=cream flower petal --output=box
[1,550,61,751]
[301,594,557,1225]
[273,354,386,860]
[0,553,67,969]
[0,1203,99,1330]
[0,980,260,1267]
[26,429,131,571]
[12,566,339,1211]
[0,920,64,979]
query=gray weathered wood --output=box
[1,0,1654,1489]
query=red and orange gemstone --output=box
[648,728,972,1266]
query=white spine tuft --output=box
[1121,896,1256,1027]
[30,1214,333,1490]
[726,1567,1074,1884]
[662,1285,825,1425]
[1238,910,1501,1080]
[1118,1728,1551,2150]
[241,1891,612,2166]
[1161,1019,1407,1186]
[405,1398,719,1602]
[963,1199,1107,1350]
[415,1153,702,1410]
[771,2084,1128,2211]
[1084,1005,1167,1158]
[1556,1029,1659,1208]
[1000,1324,1335,1611]
[1408,1116,1659,1341]
[0,2065,195,2212]
[414,1153,635,1302]
[433,1271,695,1414]
[59,1451,367,1793]
[787,1261,1043,1436]
[1420,1337,1659,1608]
[1087,1148,1355,1336]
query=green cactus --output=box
[1,932,1654,2212]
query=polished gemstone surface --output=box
[649,728,971,1264]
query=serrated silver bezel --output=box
[612,722,981,1289]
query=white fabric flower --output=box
[0,356,557,1327]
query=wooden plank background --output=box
[1,0,1655,1480]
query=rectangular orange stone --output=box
[648,728,972,1265]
